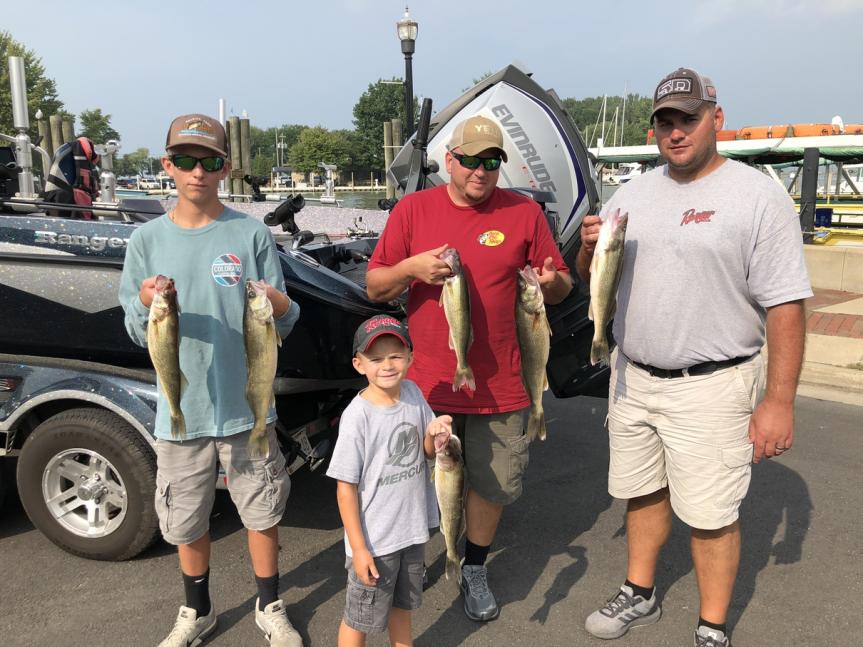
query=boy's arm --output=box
[118,232,151,347]
[258,228,300,336]
[335,480,379,587]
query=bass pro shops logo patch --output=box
[211,253,243,286]
[478,230,505,247]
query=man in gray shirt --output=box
[576,68,812,647]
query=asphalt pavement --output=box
[1,392,860,647]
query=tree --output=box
[0,32,65,143]
[562,94,653,147]
[114,147,153,176]
[352,79,413,172]
[248,123,307,176]
[78,108,120,144]
[287,127,351,175]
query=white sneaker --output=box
[255,598,303,647]
[157,605,217,647]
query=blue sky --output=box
[6,0,862,152]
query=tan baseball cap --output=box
[651,68,717,122]
[447,115,508,162]
[165,114,228,156]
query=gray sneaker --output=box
[584,584,661,639]
[158,605,217,647]
[459,560,500,621]
[694,625,731,647]
[255,598,303,647]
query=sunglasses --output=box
[169,154,226,172]
[451,152,503,171]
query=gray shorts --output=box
[343,543,424,633]
[154,425,290,545]
[442,410,529,506]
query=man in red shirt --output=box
[366,115,572,621]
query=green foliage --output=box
[352,79,413,171]
[114,147,155,176]
[0,31,65,143]
[562,94,654,147]
[248,123,307,176]
[287,126,351,174]
[78,108,120,144]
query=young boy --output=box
[327,315,451,647]
[118,114,303,647]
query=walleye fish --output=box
[588,208,629,366]
[147,275,186,439]
[434,434,465,581]
[244,279,281,457]
[516,265,552,441]
[439,247,475,392]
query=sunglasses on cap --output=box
[169,154,226,172]
[451,152,503,171]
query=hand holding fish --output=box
[352,548,380,587]
[139,276,158,308]
[428,415,453,454]
[580,215,603,256]
[408,243,452,285]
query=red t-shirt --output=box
[368,185,569,413]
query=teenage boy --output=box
[119,113,304,647]
[327,315,452,647]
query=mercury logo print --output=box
[385,422,420,467]
[211,253,243,286]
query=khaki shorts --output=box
[440,410,529,506]
[343,543,424,633]
[607,349,765,530]
[154,425,290,545]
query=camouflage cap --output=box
[651,68,717,122]
[165,114,228,156]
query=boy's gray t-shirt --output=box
[326,380,440,557]
[602,160,812,369]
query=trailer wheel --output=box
[16,408,160,560]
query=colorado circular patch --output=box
[211,253,243,286]
[478,230,505,247]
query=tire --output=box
[16,408,160,560]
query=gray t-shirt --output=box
[602,160,812,369]
[326,380,440,557]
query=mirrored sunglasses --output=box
[169,154,226,172]
[451,152,503,171]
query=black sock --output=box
[256,573,279,611]
[464,540,491,567]
[182,569,211,617]
[624,578,654,600]
[698,617,727,635]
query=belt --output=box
[628,354,756,379]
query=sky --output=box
[5,0,863,153]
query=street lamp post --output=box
[397,6,418,135]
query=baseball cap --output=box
[165,114,228,156]
[353,315,412,355]
[651,68,717,122]
[447,115,508,162]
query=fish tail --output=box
[590,337,610,367]
[445,553,460,581]
[247,423,270,458]
[170,413,186,440]
[453,365,476,392]
[527,408,546,442]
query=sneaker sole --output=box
[459,580,500,622]
[586,604,661,640]
[190,616,218,647]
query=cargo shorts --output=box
[343,543,425,633]
[607,349,766,530]
[440,409,529,506]
[154,424,290,545]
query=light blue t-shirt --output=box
[119,207,299,439]
[327,380,440,557]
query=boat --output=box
[605,162,643,185]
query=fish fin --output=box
[527,409,546,442]
[448,330,455,351]
[590,338,610,367]
[453,366,476,392]
[445,556,460,581]
[543,372,549,392]
[545,316,553,337]
[170,413,186,440]
[276,334,282,348]
[588,298,594,322]
[608,299,617,320]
